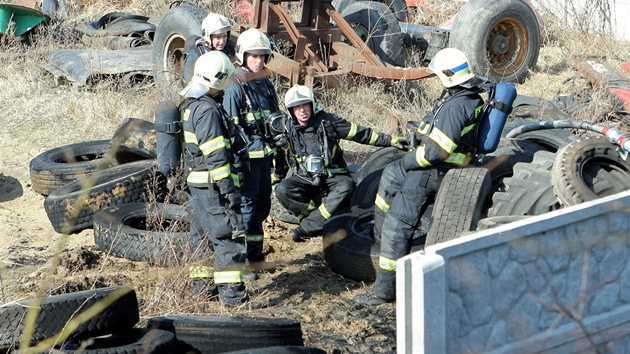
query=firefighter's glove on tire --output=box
[225,192,242,211]
[390,136,409,150]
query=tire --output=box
[93,203,197,265]
[220,347,327,354]
[551,135,630,206]
[108,118,157,164]
[322,205,426,281]
[333,0,408,22]
[488,150,562,216]
[480,138,546,192]
[448,0,540,84]
[29,140,117,196]
[503,117,577,153]
[340,1,405,67]
[152,4,207,99]
[146,315,304,353]
[270,190,299,225]
[425,166,492,246]
[44,160,167,235]
[354,146,405,184]
[350,168,381,208]
[476,215,530,231]
[0,286,139,349]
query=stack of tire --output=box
[0,286,322,353]
[321,100,630,282]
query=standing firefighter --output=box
[274,85,408,241]
[354,48,485,306]
[181,13,233,86]
[179,51,249,307]
[223,28,280,272]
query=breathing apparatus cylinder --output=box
[155,100,182,178]
[476,82,517,154]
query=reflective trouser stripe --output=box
[414,147,431,168]
[214,270,243,284]
[328,168,348,175]
[297,200,316,221]
[375,194,389,213]
[189,265,213,279]
[346,123,358,139]
[318,203,331,220]
[369,131,378,145]
[379,256,397,272]
[246,234,264,242]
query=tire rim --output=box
[581,158,630,196]
[162,33,186,81]
[486,17,529,78]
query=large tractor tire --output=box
[488,150,562,217]
[152,3,207,99]
[480,138,546,193]
[449,0,540,84]
[333,0,408,22]
[340,1,405,67]
[551,135,630,206]
[425,166,492,246]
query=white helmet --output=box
[202,13,231,42]
[427,48,475,88]
[191,51,235,91]
[235,28,272,65]
[285,84,316,109]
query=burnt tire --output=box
[93,203,198,265]
[551,135,630,206]
[44,160,166,235]
[354,147,405,184]
[0,286,139,349]
[425,166,492,246]
[29,140,117,196]
[322,205,425,281]
[340,1,404,67]
[488,150,561,216]
[146,315,304,353]
[152,4,206,99]
[449,0,540,84]
[108,118,157,164]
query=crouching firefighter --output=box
[274,85,408,242]
[179,51,250,307]
[354,48,488,306]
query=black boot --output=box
[353,292,392,306]
[290,226,309,242]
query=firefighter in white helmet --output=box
[179,51,250,308]
[222,28,279,278]
[181,12,233,86]
[354,48,485,306]
[273,85,408,241]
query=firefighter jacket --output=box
[180,94,239,195]
[402,87,484,171]
[283,108,392,177]
[222,67,279,159]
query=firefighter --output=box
[222,28,280,274]
[353,48,485,306]
[181,12,233,86]
[179,51,249,307]
[274,85,408,241]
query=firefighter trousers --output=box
[241,156,272,263]
[188,186,247,304]
[275,174,354,236]
[372,159,441,300]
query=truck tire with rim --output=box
[551,135,630,206]
[340,1,405,67]
[152,4,207,99]
[449,0,540,84]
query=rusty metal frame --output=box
[245,0,432,86]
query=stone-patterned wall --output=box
[397,191,630,354]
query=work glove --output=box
[390,135,409,150]
[225,191,242,211]
[271,172,282,185]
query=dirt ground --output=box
[0,120,395,354]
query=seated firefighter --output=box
[273,85,408,242]
[354,48,486,307]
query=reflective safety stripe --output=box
[233,115,240,125]
[429,127,457,154]
[297,200,316,221]
[189,265,213,279]
[318,203,331,220]
[369,131,379,145]
[375,194,389,213]
[346,123,358,139]
[187,171,210,185]
[249,150,265,159]
[461,123,475,136]
[183,130,198,145]
[416,122,430,135]
[209,164,231,182]
[245,109,271,122]
[445,152,466,165]
[182,109,191,122]
[379,256,397,272]
[246,234,264,242]
[200,136,229,156]
[266,145,276,156]
[414,147,431,167]
[232,173,240,188]
[328,168,348,175]
[214,270,243,284]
